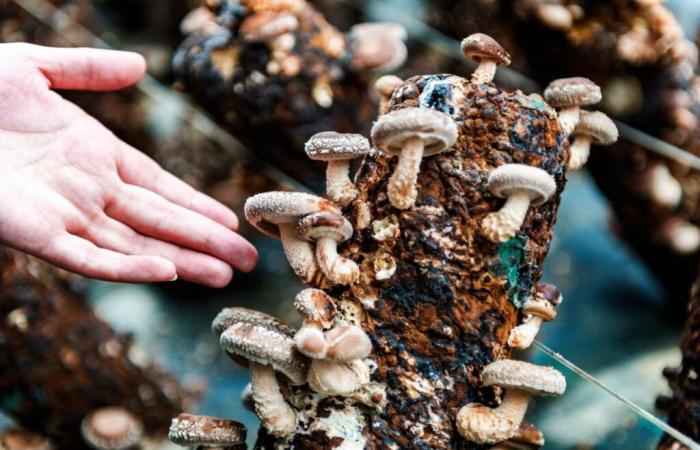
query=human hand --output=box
[0,43,258,287]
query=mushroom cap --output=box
[521,297,556,321]
[508,420,545,449]
[294,288,337,327]
[212,307,296,337]
[0,430,54,450]
[535,282,562,306]
[220,321,308,384]
[482,360,566,396]
[245,191,341,237]
[375,75,404,97]
[169,413,246,447]
[460,33,511,66]
[305,131,370,161]
[325,325,373,361]
[574,111,618,145]
[487,164,557,205]
[348,23,408,73]
[544,77,602,108]
[371,107,458,156]
[296,211,354,243]
[81,407,143,450]
[240,11,298,42]
[350,22,407,42]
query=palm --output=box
[0,44,257,286]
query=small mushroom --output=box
[293,288,337,359]
[239,11,298,43]
[297,211,359,285]
[567,111,618,170]
[81,407,143,450]
[481,164,557,243]
[660,218,700,255]
[348,23,408,73]
[245,191,341,283]
[508,283,562,349]
[180,6,219,35]
[534,3,573,30]
[375,75,403,115]
[456,360,566,444]
[324,325,372,361]
[544,77,602,135]
[643,164,683,208]
[219,321,306,436]
[305,131,371,206]
[169,413,247,448]
[212,306,296,337]
[460,33,511,84]
[307,358,371,396]
[0,429,55,450]
[371,107,458,209]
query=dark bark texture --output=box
[254,73,567,448]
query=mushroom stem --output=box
[326,160,358,206]
[294,320,328,359]
[508,316,543,349]
[481,191,532,243]
[472,60,497,84]
[316,236,359,284]
[456,389,531,444]
[279,223,319,283]
[388,136,424,209]
[557,108,580,136]
[249,362,298,437]
[568,135,592,171]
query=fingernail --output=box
[170,274,178,281]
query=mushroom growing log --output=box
[0,249,198,448]
[173,34,618,448]
[174,0,406,191]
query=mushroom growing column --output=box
[182,34,588,448]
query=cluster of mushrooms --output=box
[168,32,618,448]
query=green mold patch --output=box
[493,234,536,308]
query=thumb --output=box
[27,44,146,91]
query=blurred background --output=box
[4,0,700,448]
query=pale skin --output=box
[0,43,258,287]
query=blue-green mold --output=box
[492,234,536,308]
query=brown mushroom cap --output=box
[487,164,557,205]
[535,282,562,307]
[296,211,354,243]
[460,33,511,66]
[305,131,370,161]
[220,321,308,385]
[574,111,618,145]
[543,77,602,108]
[169,413,247,447]
[245,191,341,237]
[81,407,143,450]
[482,360,566,396]
[240,11,298,42]
[294,288,337,327]
[371,107,458,156]
[0,430,54,450]
[212,307,296,337]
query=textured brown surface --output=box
[174,0,377,192]
[252,71,567,448]
[428,0,700,307]
[657,274,700,450]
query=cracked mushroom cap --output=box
[294,288,337,328]
[574,111,618,145]
[482,360,566,396]
[81,407,143,450]
[371,107,458,157]
[487,164,557,205]
[305,131,370,162]
[220,321,308,385]
[212,307,296,337]
[245,191,341,237]
[240,11,298,42]
[544,77,602,108]
[296,211,354,243]
[460,33,511,66]
[169,413,246,447]
[0,430,54,450]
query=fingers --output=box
[82,214,234,287]
[105,184,258,274]
[117,143,239,230]
[26,44,146,91]
[41,233,177,283]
